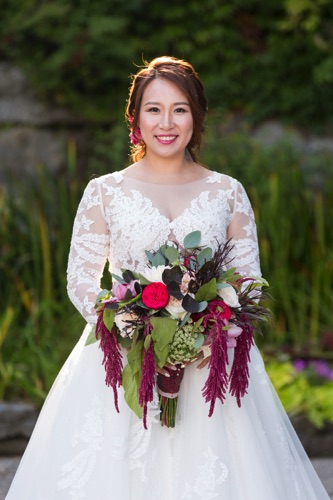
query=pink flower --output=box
[226,324,243,348]
[112,280,138,300]
[129,128,142,145]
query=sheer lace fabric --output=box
[66,171,261,324]
[6,171,329,500]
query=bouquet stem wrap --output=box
[157,365,185,427]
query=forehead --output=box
[141,78,189,104]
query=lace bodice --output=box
[67,170,261,324]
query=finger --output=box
[196,357,210,370]
[155,367,171,377]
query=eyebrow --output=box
[143,101,190,106]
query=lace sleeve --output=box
[227,181,261,278]
[66,178,110,324]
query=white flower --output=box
[143,265,170,283]
[217,284,240,308]
[114,311,138,338]
[165,296,187,320]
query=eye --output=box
[174,107,187,113]
[147,107,159,113]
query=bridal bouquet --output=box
[86,231,270,428]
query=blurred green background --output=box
[1,0,333,425]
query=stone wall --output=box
[0,62,90,182]
[1,61,333,186]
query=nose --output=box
[159,112,174,130]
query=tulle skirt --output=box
[6,324,329,500]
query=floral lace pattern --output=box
[67,171,261,324]
[276,424,304,500]
[57,395,104,499]
[181,447,228,499]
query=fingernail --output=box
[164,372,170,377]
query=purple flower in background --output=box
[293,359,307,372]
[311,360,332,381]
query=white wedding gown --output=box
[6,171,329,499]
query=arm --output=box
[66,178,110,324]
[227,181,261,278]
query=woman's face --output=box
[138,78,193,159]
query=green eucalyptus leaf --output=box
[178,312,191,327]
[193,332,205,349]
[145,250,155,264]
[195,278,217,302]
[85,327,99,346]
[158,244,168,256]
[184,230,201,249]
[164,246,180,263]
[111,273,125,284]
[197,300,208,312]
[122,364,143,419]
[151,252,166,267]
[197,247,213,266]
[137,274,151,285]
[96,289,113,301]
[103,308,116,331]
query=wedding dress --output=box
[6,171,329,499]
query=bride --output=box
[6,56,329,499]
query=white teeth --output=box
[158,136,175,141]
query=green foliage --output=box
[266,358,333,428]
[1,121,333,418]
[202,116,333,353]
[0,144,86,405]
[2,0,333,126]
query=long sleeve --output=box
[66,178,110,324]
[227,181,261,278]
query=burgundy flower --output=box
[142,282,170,309]
[184,254,197,267]
[207,299,232,321]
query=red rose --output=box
[208,299,232,321]
[142,282,170,309]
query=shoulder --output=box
[82,172,124,198]
[88,171,124,187]
[206,170,242,192]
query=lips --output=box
[155,135,178,144]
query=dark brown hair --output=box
[125,56,208,163]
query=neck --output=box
[139,151,193,179]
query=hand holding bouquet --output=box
[86,231,270,428]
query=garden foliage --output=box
[1,0,333,126]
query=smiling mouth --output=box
[155,135,178,144]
